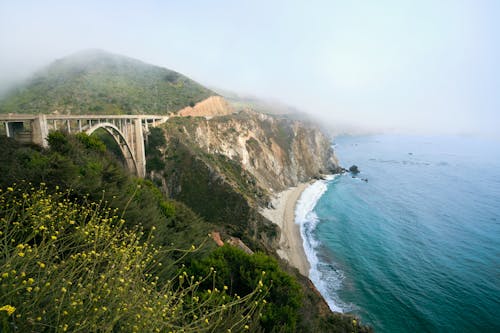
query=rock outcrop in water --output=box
[349,165,360,174]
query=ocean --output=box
[295,134,500,332]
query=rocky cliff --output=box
[144,107,371,332]
[146,108,340,251]
[171,109,339,193]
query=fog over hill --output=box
[1,1,499,137]
[0,49,214,115]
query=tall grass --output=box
[0,185,265,332]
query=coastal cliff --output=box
[147,107,340,248]
[166,109,339,193]
[0,50,371,332]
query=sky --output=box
[1,0,499,137]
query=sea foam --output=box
[295,175,347,313]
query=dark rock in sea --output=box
[362,178,368,182]
[330,165,346,174]
[349,165,360,174]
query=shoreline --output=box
[260,182,312,276]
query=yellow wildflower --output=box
[0,305,16,315]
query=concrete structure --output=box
[0,114,168,178]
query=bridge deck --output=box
[0,114,168,121]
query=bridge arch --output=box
[0,114,169,178]
[85,122,139,176]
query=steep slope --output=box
[166,110,340,193]
[145,112,372,332]
[0,49,214,115]
[146,111,340,250]
[177,95,234,117]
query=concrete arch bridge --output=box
[0,114,168,177]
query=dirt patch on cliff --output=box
[177,96,234,118]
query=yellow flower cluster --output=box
[0,304,16,315]
[0,185,265,332]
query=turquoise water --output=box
[296,135,500,332]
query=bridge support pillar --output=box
[134,118,146,178]
[4,122,11,137]
[32,115,49,148]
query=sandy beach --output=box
[260,183,311,276]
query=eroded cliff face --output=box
[177,110,339,192]
[146,109,339,251]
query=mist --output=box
[1,0,499,138]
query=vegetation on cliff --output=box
[189,245,303,332]
[146,121,372,332]
[0,48,371,331]
[0,133,372,332]
[156,111,339,192]
[146,122,278,253]
[0,185,264,332]
[0,50,214,115]
[146,111,340,250]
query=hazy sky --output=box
[1,0,499,137]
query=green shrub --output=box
[47,131,71,154]
[189,245,303,332]
[146,128,166,172]
[0,185,265,332]
[75,132,106,153]
[160,200,176,218]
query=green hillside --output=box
[0,50,214,115]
